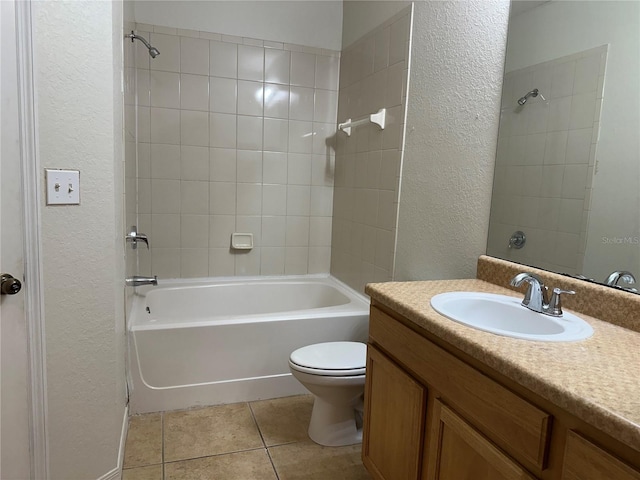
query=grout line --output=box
[266,439,298,448]
[161,412,166,480]
[164,445,267,465]
[266,446,281,480]
[122,461,164,470]
[247,401,268,448]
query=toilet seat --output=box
[289,341,366,377]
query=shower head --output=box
[125,31,160,58]
[517,88,542,105]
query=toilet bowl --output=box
[289,341,367,447]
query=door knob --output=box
[1,273,22,295]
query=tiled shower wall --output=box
[487,46,607,275]
[330,9,411,293]
[132,24,340,278]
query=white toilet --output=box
[289,341,367,447]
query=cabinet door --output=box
[363,346,426,480]
[561,431,640,480]
[424,400,536,480]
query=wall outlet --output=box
[45,169,80,205]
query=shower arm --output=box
[126,31,153,50]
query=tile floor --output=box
[123,395,371,479]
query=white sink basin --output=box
[430,292,593,342]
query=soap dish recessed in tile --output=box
[231,233,253,250]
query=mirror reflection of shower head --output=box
[125,31,160,58]
[517,88,544,105]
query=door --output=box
[424,400,535,480]
[1,0,32,477]
[362,345,426,480]
[561,431,640,480]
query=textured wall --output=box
[134,0,343,51]
[394,0,509,281]
[33,1,126,478]
[331,7,411,293]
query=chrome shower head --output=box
[125,31,160,59]
[518,88,542,105]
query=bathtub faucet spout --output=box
[125,276,158,287]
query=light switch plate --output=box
[45,169,80,205]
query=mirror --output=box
[487,0,640,292]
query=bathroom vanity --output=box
[362,258,640,480]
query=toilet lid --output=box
[290,341,367,372]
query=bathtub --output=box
[127,275,370,414]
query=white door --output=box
[1,0,33,478]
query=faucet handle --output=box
[126,226,150,249]
[547,288,575,316]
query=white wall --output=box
[32,1,127,478]
[394,0,510,281]
[134,1,343,50]
[341,0,410,49]
[505,0,640,283]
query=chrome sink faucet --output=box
[510,273,575,317]
[605,271,636,287]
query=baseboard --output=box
[96,406,129,480]
[97,467,120,480]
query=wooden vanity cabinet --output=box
[560,431,640,480]
[425,400,536,480]
[362,303,640,480]
[362,342,536,480]
[362,346,426,480]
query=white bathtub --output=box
[127,275,370,414]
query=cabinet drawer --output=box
[561,431,640,480]
[370,306,552,471]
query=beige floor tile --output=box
[269,440,370,480]
[124,414,162,468]
[165,449,278,480]
[164,403,263,462]
[250,395,314,446]
[122,464,163,480]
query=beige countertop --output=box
[365,278,640,452]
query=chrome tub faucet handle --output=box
[126,225,149,249]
